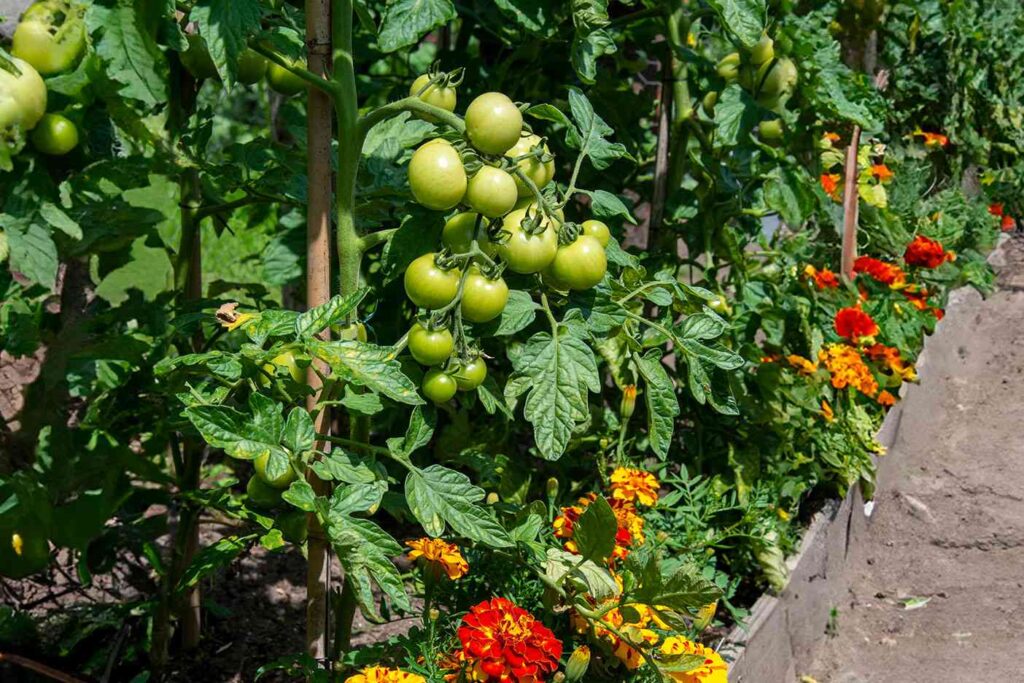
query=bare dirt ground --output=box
[807,235,1024,682]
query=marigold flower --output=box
[824,132,841,143]
[915,130,949,149]
[989,203,1004,217]
[786,354,819,375]
[820,173,841,199]
[1002,215,1016,232]
[344,667,425,683]
[902,288,930,311]
[821,400,834,422]
[864,343,917,381]
[609,467,660,507]
[456,597,562,682]
[804,264,839,290]
[570,602,666,670]
[877,390,896,407]
[620,385,638,419]
[904,235,952,269]
[405,538,468,581]
[659,637,729,683]
[834,306,879,341]
[819,344,878,397]
[853,256,905,287]
[869,164,894,182]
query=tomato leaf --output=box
[282,479,316,512]
[86,0,167,106]
[295,288,368,338]
[311,451,379,484]
[177,534,257,592]
[326,515,410,619]
[706,0,766,48]
[566,87,631,170]
[282,408,315,455]
[714,84,758,149]
[580,189,636,225]
[405,464,513,547]
[190,0,262,88]
[309,339,424,405]
[377,0,456,53]
[636,350,680,458]
[473,289,537,337]
[184,403,288,462]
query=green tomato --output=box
[267,59,307,96]
[453,357,487,391]
[278,510,308,544]
[580,219,611,247]
[0,529,49,579]
[180,34,218,80]
[408,323,454,366]
[12,1,86,76]
[404,253,461,309]
[496,208,558,274]
[466,166,518,218]
[254,452,298,489]
[508,133,554,198]
[0,57,47,131]
[544,235,607,291]
[422,368,458,403]
[716,53,741,81]
[237,50,268,84]
[408,139,467,210]
[759,119,784,141]
[702,91,719,115]
[409,73,457,119]
[758,57,798,99]
[442,212,481,253]
[461,267,508,323]
[246,475,283,509]
[749,34,775,67]
[465,92,523,155]
[30,113,79,155]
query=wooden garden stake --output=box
[841,125,862,278]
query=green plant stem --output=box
[357,96,466,138]
[358,227,398,251]
[251,43,337,95]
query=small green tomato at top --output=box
[579,219,610,247]
[408,323,454,366]
[749,34,775,67]
[30,113,79,155]
[495,208,559,274]
[12,1,87,76]
[465,166,518,218]
[716,53,741,81]
[267,58,307,96]
[453,357,487,391]
[422,368,458,403]
[460,267,508,323]
[236,50,268,85]
[507,133,555,197]
[409,74,457,119]
[544,235,607,291]
[442,212,480,253]
[758,119,784,142]
[408,139,467,210]
[254,452,298,489]
[404,253,461,309]
[464,92,523,155]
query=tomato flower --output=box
[609,467,660,507]
[215,302,255,331]
[345,667,426,683]
[804,264,839,290]
[820,173,841,199]
[659,637,729,683]
[834,306,879,341]
[405,538,468,581]
[455,597,562,682]
[819,344,879,397]
[853,256,905,287]
[904,235,953,269]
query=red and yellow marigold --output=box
[820,173,841,199]
[819,344,878,397]
[455,597,562,682]
[659,637,729,683]
[406,538,468,581]
[344,667,425,683]
[804,264,839,290]
[853,256,905,287]
[834,305,879,341]
[877,390,896,407]
[864,343,917,382]
[904,235,953,269]
[609,467,660,507]
[914,129,949,149]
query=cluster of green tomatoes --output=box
[711,33,798,141]
[401,72,612,403]
[1,1,87,157]
[179,33,307,96]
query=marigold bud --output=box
[429,608,440,622]
[546,476,559,500]
[620,384,638,419]
[565,645,591,682]
[485,492,499,505]
[11,532,23,556]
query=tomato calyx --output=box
[413,61,465,94]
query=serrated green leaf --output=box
[405,465,513,547]
[377,0,456,52]
[184,403,287,462]
[87,0,167,106]
[636,351,679,458]
[295,288,368,338]
[310,340,424,405]
[707,0,766,48]
[191,0,262,87]
[282,408,315,454]
[573,495,618,563]
[283,479,316,512]
[545,548,619,601]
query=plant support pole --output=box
[841,126,862,279]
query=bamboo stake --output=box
[840,125,862,279]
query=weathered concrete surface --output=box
[807,235,1024,681]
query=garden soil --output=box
[807,234,1024,682]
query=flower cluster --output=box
[904,235,954,269]
[990,203,1016,232]
[345,668,425,683]
[609,467,660,507]
[450,597,563,682]
[820,173,841,200]
[853,256,905,287]
[819,343,879,397]
[406,537,469,581]
[804,264,840,290]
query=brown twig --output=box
[0,653,89,683]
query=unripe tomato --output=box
[408,323,454,366]
[267,59,307,95]
[30,114,79,155]
[716,53,741,81]
[404,253,461,309]
[262,351,305,384]
[237,50,268,84]
[180,34,218,80]
[759,57,798,99]
[580,219,611,247]
[461,267,508,323]
[702,91,719,115]
[246,475,283,508]
[442,212,480,253]
[254,452,298,489]
[408,139,467,210]
[496,208,558,274]
[749,34,775,67]
[409,74,457,118]
[453,357,487,391]
[422,369,457,403]
[0,530,49,579]
[465,166,518,218]
[758,119,784,141]
[507,134,555,197]
[544,235,607,291]
[0,57,47,131]
[12,1,86,76]
[465,92,523,155]
[278,510,308,544]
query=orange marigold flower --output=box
[989,203,1005,217]
[834,306,879,341]
[820,173,841,199]
[786,354,819,375]
[456,597,562,682]
[902,288,930,311]
[877,390,896,407]
[660,637,729,683]
[824,132,841,143]
[821,400,834,422]
[932,307,945,320]
[819,344,879,397]
[804,264,840,290]
[853,256,905,287]
[344,667,426,683]
[609,467,660,507]
[917,131,949,149]
[406,538,469,581]
[904,235,952,269]
[870,164,894,182]
[1002,215,1016,232]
